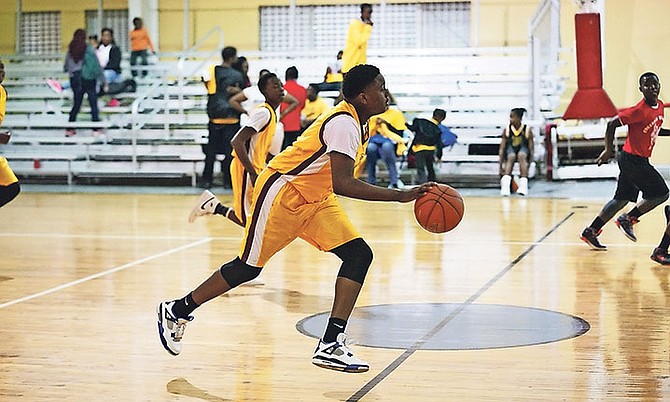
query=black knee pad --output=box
[331,238,373,285]
[219,257,262,288]
[0,182,20,208]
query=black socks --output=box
[171,292,199,318]
[323,317,347,343]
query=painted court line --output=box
[0,237,212,310]
[347,212,575,402]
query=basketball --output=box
[413,184,465,233]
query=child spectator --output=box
[129,17,155,79]
[407,108,445,184]
[498,107,533,196]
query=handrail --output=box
[128,27,222,170]
[176,26,224,116]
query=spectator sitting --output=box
[312,50,344,93]
[301,85,331,129]
[407,108,445,184]
[365,104,408,188]
[498,107,533,196]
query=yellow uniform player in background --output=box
[0,60,20,208]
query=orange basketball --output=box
[413,184,465,233]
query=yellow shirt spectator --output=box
[341,18,373,73]
[302,97,331,125]
[368,108,407,156]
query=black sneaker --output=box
[615,214,638,242]
[580,227,607,250]
[651,248,670,265]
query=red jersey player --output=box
[581,72,670,253]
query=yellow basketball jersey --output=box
[267,100,368,203]
[0,84,6,124]
[232,103,277,173]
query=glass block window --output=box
[20,12,61,55]
[260,2,470,51]
[420,2,470,48]
[86,9,130,53]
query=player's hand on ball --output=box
[397,182,437,203]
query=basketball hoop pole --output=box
[563,0,617,120]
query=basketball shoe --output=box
[615,214,638,242]
[157,301,193,356]
[580,227,607,250]
[312,333,369,373]
[188,190,220,223]
[650,206,670,265]
[651,248,670,265]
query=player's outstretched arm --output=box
[596,117,622,166]
[330,151,434,202]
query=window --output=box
[20,12,61,55]
[260,2,470,51]
[86,9,130,53]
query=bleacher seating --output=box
[0,47,564,186]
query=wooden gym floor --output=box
[1,189,670,401]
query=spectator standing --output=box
[200,46,246,189]
[64,29,103,137]
[232,56,252,89]
[341,4,373,74]
[280,66,306,150]
[129,17,155,79]
[407,108,445,184]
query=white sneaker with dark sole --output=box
[188,190,220,223]
[312,333,369,373]
[156,301,193,356]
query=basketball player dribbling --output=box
[157,64,436,373]
[0,60,21,208]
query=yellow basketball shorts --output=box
[239,169,361,267]
[230,158,253,226]
[0,157,18,186]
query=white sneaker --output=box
[517,177,529,196]
[312,332,369,373]
[188,190,220,223]
[156,301,193,356]
[500,175,511,197]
